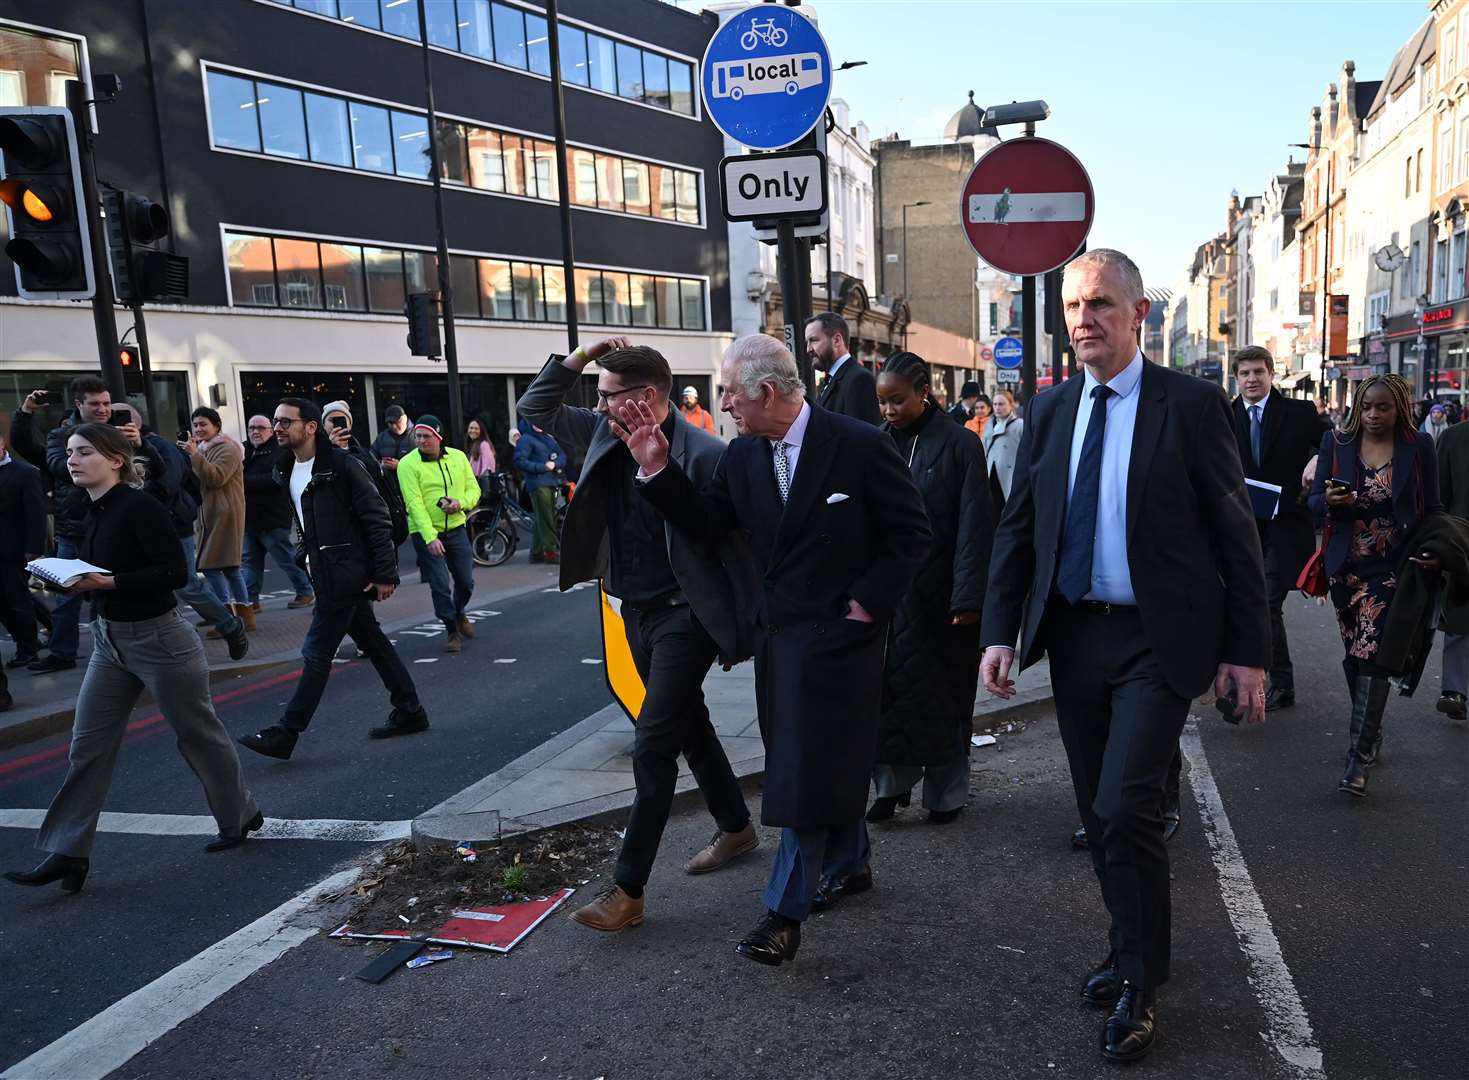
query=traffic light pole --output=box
[1020,273,1037,404]
[777,219,815,398]
[128,301,162,430]
[65,79,123,401]
[546,0,578,351]
[1047,267,1063,386]
[416,0,463,443]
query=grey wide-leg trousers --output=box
[36,611,258,858]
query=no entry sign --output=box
[960,137,1094,276]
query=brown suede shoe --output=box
[457,615,475,639]
[685,823,759,875]
[570,885,644,931]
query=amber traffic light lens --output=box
[21,187,53,222]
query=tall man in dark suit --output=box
[517,336,763,933]
[0,426,47,710]
[618,334,930,965]
[1231,346,1328,710]
[980,249,1269,1063]
[806,312,880,425]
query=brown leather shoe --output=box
[457,615,475,639]
[685,823,759,875]
[570,885,644,931]
[287,594,315,609]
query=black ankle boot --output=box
[4,853,89,893]
[866,796,900,822]
[1341,675,1389,797]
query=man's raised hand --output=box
[566,335,633,371]
[614,400,669,476]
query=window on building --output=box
[988,302,998,336]
[586,33,617,94]
[492,2,526,68]
[531,140,558,200]
[1443,124,1455,190]
[651,164,678,220]
[669,60,695,115]
[456,0,492,58]
[642,51,670,110]
[622,160,650,215]
[1436,237,1450,301]
[0,24,79,110]
[380,0,421,39]
[1407,155,1415,198]
[560,25,588,86]
[1454,224,1467,300]
[1269,287,1278,311]
[1460,117,1469,181]
[1410,239,1422,297]
[500,133,527,195]
[596,154,625,212]
[1418,147,1425,193]
[675,171,699,225]
[337,0,380,30]
[364,246,406,312]
[404,250,436,296]
[576,272,605,324]
[654,277,680,329]
[567,148,596,206]
[295,0,338,16]
[680,279,704,329]
[524,12,551,76]
[304,92,352,166]
[225,231,276,305]
[616,42,643,100]
[467,127,504,191]
[543,265,567,323]
[273,237,323,308]
[449,255,480,317]
[627,274,656,327]
[256,83,308,160]
[602,271,630,323]
[1446,27,1458,83]
[207,72,262,151]
[513,262,543,320]
[392,110,430,178]
[350,101,393,173]
[319,240,367,310]
[423,0,458,48]
[436,120,467,183]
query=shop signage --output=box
[1423,305,1456,325]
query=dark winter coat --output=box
[640,403,931,829]
[0,452,47,560]
[137,430,198,539]
[244,439,293,533]
[273,433,398,603]
[1436,421,1469,635]
[877,404,995,766]
[513,420,566,491]
[1378,512,1469,691]
[44,409,90,540]
[7,407,48,474]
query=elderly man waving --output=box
[616,334,930,966]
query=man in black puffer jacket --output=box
[237,398,425,761]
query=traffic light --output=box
[118,345,138,369]
[0,106,94,300]
[103,187,188,301]
[405,292,441,357]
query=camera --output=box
[176,430,190,443]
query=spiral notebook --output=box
[26,557,111,589]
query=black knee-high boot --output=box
[1341,675,1389,797]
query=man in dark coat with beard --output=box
[618,333,930,966]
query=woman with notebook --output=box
[5,424,262,895]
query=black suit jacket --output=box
[1232,390,1329,581]
[0,454,47,560]
[816,357,880,425]
[979,360,1270,698]
[641,404,930,827]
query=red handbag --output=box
[1296,442,1339,597]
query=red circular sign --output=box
[960,136,1094,276]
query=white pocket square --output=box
[825,493,850,504]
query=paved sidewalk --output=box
[0,553,559,749]
[414,658,1053,845]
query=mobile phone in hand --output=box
[1214,679,1243,725]
[1327,478,1349,490]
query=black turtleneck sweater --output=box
[79,483,188,621]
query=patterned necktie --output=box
[1056,385,1115,605]
[772,441,791,504]
[1249,404,1262,467]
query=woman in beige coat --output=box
[181,407,252,631]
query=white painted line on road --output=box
[494,658,518,664]
[414,657,439,664]
[1180,720,1326,1080]
[0,864,362,1080]
[581,658,603,665]
[0,810,410,842]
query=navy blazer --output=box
[1307,429,1442,579]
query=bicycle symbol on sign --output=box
[740,17,788,50]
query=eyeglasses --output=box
[596,385,648,405]
[271,417,304,428]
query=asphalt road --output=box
[0,580,606,1071]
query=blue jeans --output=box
[243,526,313,602]
[44,537,83,661]
[281,594,420,734]
[176,535,240,634]
[412,526,475,626]
[204,567,249,607]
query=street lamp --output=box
[901,200,929,345]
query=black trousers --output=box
[1263,539,1294,692]
[613,602,750,891]
[1048,601,1190,991]
[0,558,40,656]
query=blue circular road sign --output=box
[993,336,1024,369]
[701,6,832,151]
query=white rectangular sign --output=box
[721,149,827,222]
[995,367,1022,383]
[967,191,1088,225]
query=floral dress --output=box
[1329,460,1403,661]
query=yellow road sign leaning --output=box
[599,585,645,722]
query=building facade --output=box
[1249,163,1305,384]
[0,0,733,446]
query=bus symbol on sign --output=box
[710,54,824,101]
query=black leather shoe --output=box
[866,796,900,822]
[1264,686,1296,712]
[1162,793,1182,844]
[809,865,874,913]
[368,708,430,739]
[1072,824,1089,850]
[927,807,962,825]
[27,654,76,674]
[4,853,89,893]
[1082,950,1123,1006]
[238,725,297,760]
[204,810,265,853]
[734,912,800,966]
[1437,691,1467,721]
[6,650,39,669]
[222,620,249,662]
[1101,983,1156,1062]
[0,689,11,713]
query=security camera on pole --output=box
[705,4,834,395]
[960,102,1095,403]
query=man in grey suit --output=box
[517,337,762,933]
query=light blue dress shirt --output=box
[1066,351,1145,605]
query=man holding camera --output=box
[396,415,480,654]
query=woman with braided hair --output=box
[1308,374,1442,797]
[867,352,995,824]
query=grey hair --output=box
[1064,248,1145,305]
[725,334,806,401]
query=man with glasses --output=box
[517,337,762,933]
[237,399,426,761]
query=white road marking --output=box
[414,657,439,664]
[1180,720,1326,1080]
[0,810,410,842]
[494,658,518,664]
[0,865,362,1080]
[581,658,603,665]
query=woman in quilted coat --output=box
[868,353,995,824]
